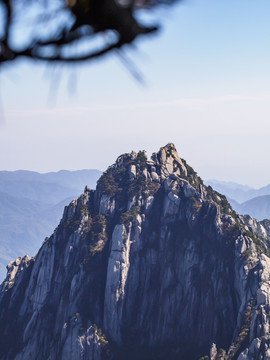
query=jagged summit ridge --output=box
[110,143,189,182]
[96,143,204,216]
[1,144,270,360]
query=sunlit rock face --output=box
[1,143,270,360]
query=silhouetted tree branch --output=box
[0,0,181,65]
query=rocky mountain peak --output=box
[97,143,202,202]
[1,145,270,360]
[147,142,187,181]
[110,143,188,180]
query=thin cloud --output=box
[5,93,270,118]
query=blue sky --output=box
[1,0,270,187]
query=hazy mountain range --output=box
[0,169,102,280]
[206,180,270,221]
[206,180,256,203]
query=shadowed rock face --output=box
[1,143,270,360]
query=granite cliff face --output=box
[1,144,270,360]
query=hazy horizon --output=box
[1,0,270,188]
[0,162,268,190]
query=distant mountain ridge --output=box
[207,180,270,221]
[0,169,101,204]
[0,169,102,280]
[206,179,270,203]
[0,169,101,188]
[230,195,270,221]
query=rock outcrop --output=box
[1,143,270,360]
